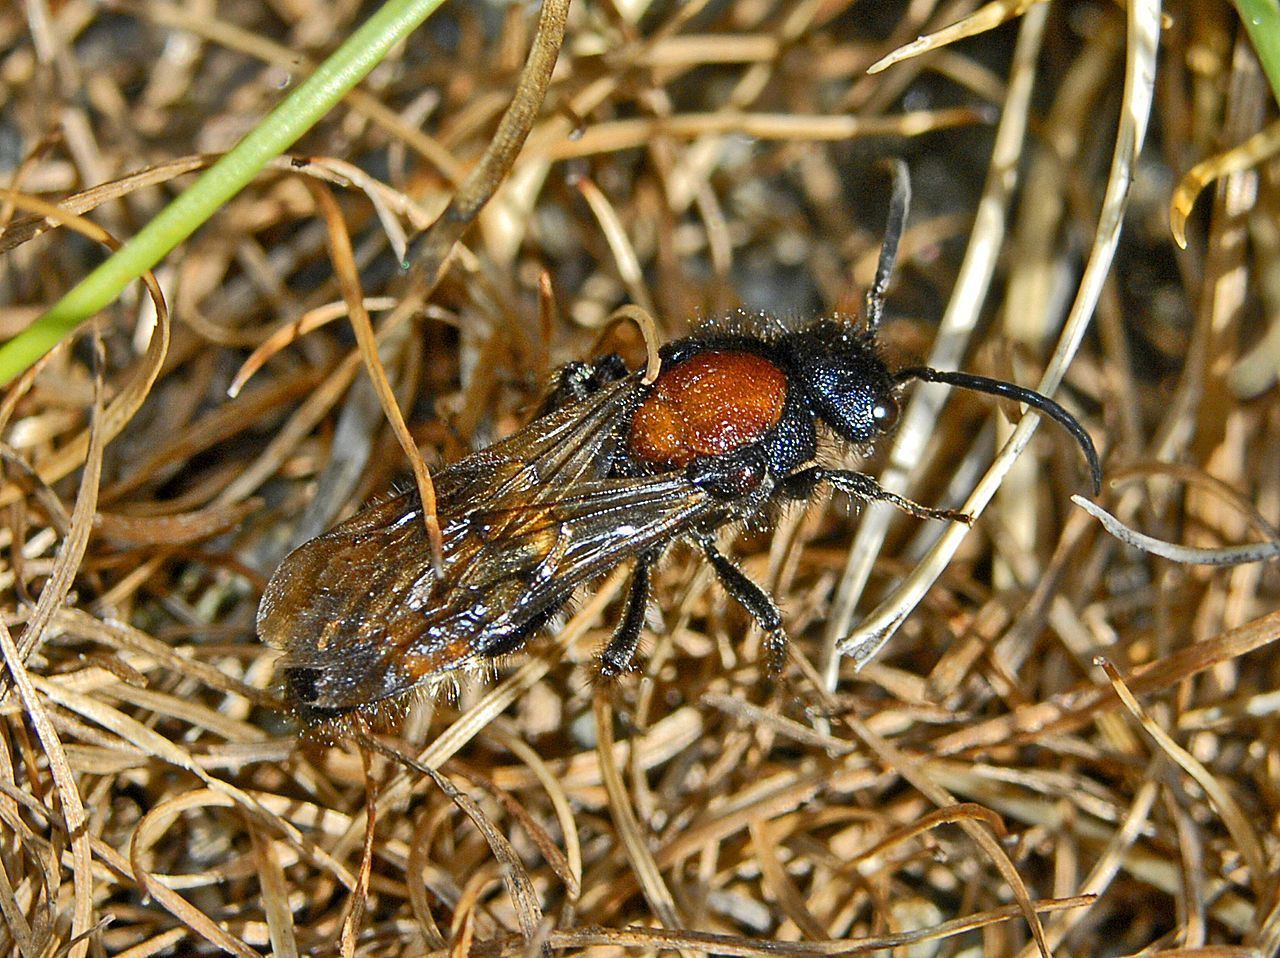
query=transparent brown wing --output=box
[432,373,643,510]
[257,375,729,717]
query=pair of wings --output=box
[259,374,734,714]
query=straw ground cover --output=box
[1,1,1279,955]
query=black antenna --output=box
[865,159,911,333]
[894,366,1102,495]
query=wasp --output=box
[258,166,1101,722]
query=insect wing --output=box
[361,471,726,709]
[258,493,435,713]
[436,373,643,510]
[445,472,726,628]
[260,373,700,716]
[275,475,725,717]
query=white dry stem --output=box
[820,4,1049,688]
[835,0,1160,667]
[1073,495,1280,566]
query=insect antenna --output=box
[864,158,911,334]
[893,365,1102,495]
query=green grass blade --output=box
[0,0,449,385]
[1235,0,1280,105]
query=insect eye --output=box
[872,396,899,431]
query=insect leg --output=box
[599,553,656,677]
[782,467,973,525]
[477,595,568,659]
[695,534,788,672]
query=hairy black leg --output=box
[780,466,973,524]
[599,555,654,677]
[476,592,569,659]
[696,535,788,672]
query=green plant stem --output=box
[1235,0,1280,106]
[0,0,449,385]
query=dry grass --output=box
[2,1,1279,955]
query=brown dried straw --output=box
[1,2,1278,956]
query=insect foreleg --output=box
[598,552,657,677]
[781,467,973,525]
[695,534,788,672]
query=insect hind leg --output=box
[695,534,788,672]
[598,552,656,677]
[475,594,570,659]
